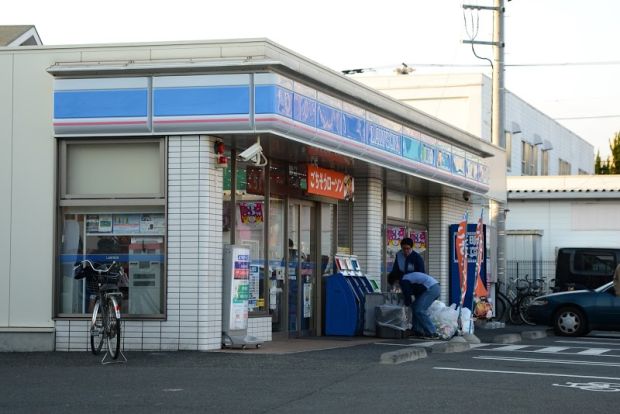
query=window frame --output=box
[55,137,168,320]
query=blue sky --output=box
[5,0,619,158]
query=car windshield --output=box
[595,282,614,293]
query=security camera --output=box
[462,191,471,202]
[238,142,263,162]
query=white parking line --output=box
[474,355,620,367]
[374,341,437,347]
[556,340,620,347]
[577,348,612,355]
[534,346,570,353]
[491,345,529,351]
[433,367,620,381]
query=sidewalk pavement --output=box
[219,321,552,366]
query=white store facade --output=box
[0,39,505,352]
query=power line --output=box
[341,60,620,73]
[555,114,620,121]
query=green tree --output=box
[595,151,603,174]
[610,132,620,174]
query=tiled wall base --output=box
[55,316,273,352]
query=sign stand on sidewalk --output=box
[221,245,263,349]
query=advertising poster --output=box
[86,215,99,233]
[387,226,405,247]
[303,283,312,318]
[113,214,140,234]
[239,202,264,224]
[229,251,250,330]
[386,226,405,272]
[248,264,261,311]
[409,230,428,251]
[98,215,113,233]
[140,214,165,234]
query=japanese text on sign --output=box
[306,164,354,200]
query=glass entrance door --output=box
[287,200,317,336]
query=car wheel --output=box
[553,307,587,337]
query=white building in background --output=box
[506,175,620,261]
[352,72,594,176]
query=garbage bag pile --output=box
[427,301,473,339]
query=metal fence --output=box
[506,260,556,292]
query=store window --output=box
[223,156,268,313]
[386,190,406,219]
[57,139,166,318]
[59,210,165,316]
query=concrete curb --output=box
[380,347,428,364]
[431,337,471,353]
[491,333,522,344]
[490,328,549,344]
[463,334,481,344]
[521,329,548,340]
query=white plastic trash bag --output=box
[459,306,474,335]
[427,301,459,340]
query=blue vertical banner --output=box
[449,223,487,309]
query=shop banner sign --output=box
[306,164,354,200]
[448,223,487,309]
[474,211,488,298]
[456,213,468,308]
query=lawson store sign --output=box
[53,72,489,193]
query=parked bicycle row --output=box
[493,275,551,325]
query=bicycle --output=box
[493,278,521,324]
[518,276,547,326]
[494,277,539,325]
[74,260,124,360]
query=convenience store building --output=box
[0,38,505,351]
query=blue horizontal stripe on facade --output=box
[54,89,148,119]
[293,94,317,127]
[60,254,165,264]
[153,86,249,116]
[317,103,343,136]
[343,113,365,143]
[50,74,489,189]
[255,85,278,114]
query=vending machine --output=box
[222,245,263,349]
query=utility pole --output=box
[462,0,507,286]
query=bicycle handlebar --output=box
[73,259,117,274]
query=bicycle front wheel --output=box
[494,292,508,322]
[90,298,104,355]
[508,301,524,325]
[105,298,121,359]
[519,294,538,326]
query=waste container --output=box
[324,273,374,336]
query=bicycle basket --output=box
[86,272,120,292]
[516,279,529,292]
